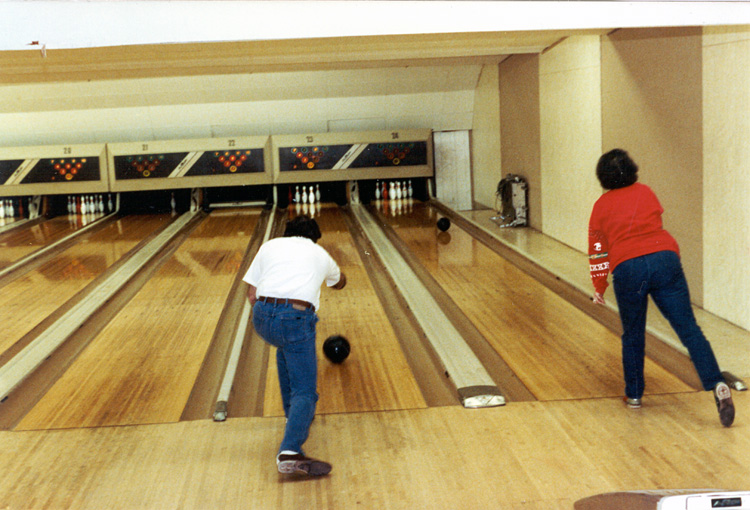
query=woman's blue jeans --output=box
[612,250,723,399]
[252,301,319,454]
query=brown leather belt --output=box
[258,296,315,312]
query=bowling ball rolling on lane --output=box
[323,335,350,364]
[437,217,451,232]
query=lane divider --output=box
[350,203,504,408]
[0,211,197,402]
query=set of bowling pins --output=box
[291,184,321,217]
[374,180,414,216]
[375,180,413,201]
[0,198,22,219]
[292,184,321,205]
[67,194,111,216]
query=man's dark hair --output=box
[596,148,639,190]
[284,215,322,242]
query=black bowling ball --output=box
[437,217,451,232]
[323,335,350,364]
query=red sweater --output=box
[588,183,679,295]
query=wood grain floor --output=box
[0,216,85,270]
[263,205,428,417]
[0,215,171,357]
[0,391,746,509]
[378,202,692,401]
[1,205,744,509]
[14,210,258,430]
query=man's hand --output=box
[247,284,258,305]
[332,272,347,290]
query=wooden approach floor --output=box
[0,392,747,509]
[0,203,747,508]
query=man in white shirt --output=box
[244,215,347,477]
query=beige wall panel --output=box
[601,27,704,304]
[0,90,474,149]
[500,54,541,229]
[471,64,502,209]
[539,36,602,252]
[703,27,750,329]
[434,130,473,210]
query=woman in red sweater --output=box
[588,149,734,427]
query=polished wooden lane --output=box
[378,202,692,401]
[262,205,428,417]
[0,215,172,359]
[0,216,91,270]
[15,209,260,430]
[0,391,746,509]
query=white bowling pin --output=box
[408,180,413,198]
[308,186,315,204]
[315,184,321,203]
[375,180,381,199]
[302,186,308,204]
[294,186,301,203]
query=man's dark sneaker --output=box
[714,382,735,428]
[277,453,332,476]
[624,397,642,409]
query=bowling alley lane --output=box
[0,216,95,271]
[377,201,692,401]
[15,209,260,431]
[262,205,428,417]
[0,214,173,358]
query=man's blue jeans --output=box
[612,250,723,399]
[252,300,319,454]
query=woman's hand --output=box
[592,292,606,305]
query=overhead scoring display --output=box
[0,157,101,184]
[114,149,264,180]
[279,141,428,172]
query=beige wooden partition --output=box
[539,35,603,253]
[601,27,704,304]
[500,54,541,230]
[702,25,750,329]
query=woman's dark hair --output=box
[284,215,321,243]
[596,149,639,190]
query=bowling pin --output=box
[0,200,5,219]
[171,193,176,213]
[302,186,308,204]
[308,186,315,204]
[375,180,381,200]
[99,195,104,213]
[107,194,113,212]
[8,199,14,217]
[294,186,301,203]
[81,195,87,215]
[315,184,321,203]
[408,180,413,198]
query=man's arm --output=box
[247,284,258,304]
[331,272,347,290]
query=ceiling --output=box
[1,1,748,87]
